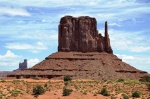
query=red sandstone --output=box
[8,16,148,80]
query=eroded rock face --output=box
[8,16,148,80]
[58,16,113,53]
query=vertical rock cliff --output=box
[58,16,113,54]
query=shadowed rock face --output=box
[58,16,113,53]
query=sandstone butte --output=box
[8,16,148,80]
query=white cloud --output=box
[116,54,134,61]
[0,50,40,70]
[108,23,121,27]
[129,46,150,52]
[1,0,141,8]
[109,29,150,52]
[28,58,40,68]
[109,30,131,50]
[0,0,104,7]
[5,42,48,53]
[0,50,21,61]
[5,43,32,50]
[1,0,149,19]
[0,50,22,71]
[57,1,150,23]
[116,54,150,73]
[0,7,30,16]
[18,31,58,40]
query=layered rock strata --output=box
[8,16,148,80]
[11,52,147,80]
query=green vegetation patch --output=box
[122,93,129,99]
[62,87,73,96]
[132,91,141,98]
[139,75,150,82]
[98,87,110,96]
[10,89,21,97]
[64,75,72,82]
[146,83,150,91]
[123,79,140,85]
[33,85,45,97]
[0,79,6,83]
[117,79,124,82]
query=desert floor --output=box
[0,78,150,99]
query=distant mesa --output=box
[13,59,27,71]
[0,59,28,78]
[8,16,148,80]
[19,59,27,70]
[58,16,113,53]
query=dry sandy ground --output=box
[0,79,149,99]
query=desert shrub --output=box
[11,89,21,97]
[83,90,87,95]
[44,83,48,87]
[122,93,129,99]
[98,87,109,96]
[93,93,97,96]
[44,83,50,91]
[0,79,6,83]
[64,75,72,82]
[0,91,2,99]
[62,87,73,96]
[26,90,30,94]
[111,95,117,99]
[12,80,21,84]
[32,77,39,80]
[33,85,45,96]
[102,79,107,82]
[139,75,150,82]
[0,94,2,99]
[132,91,141,98]
[74,84,78,89]
[117,79,124,82]
[147,83,150,91]
[64,82,69,86]
[124,79,139,85]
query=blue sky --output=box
[0,0,150,73]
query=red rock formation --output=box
[58,16,113,53]
[8,15,148,80]
[11,52,148,80]
[104,21,113,53]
